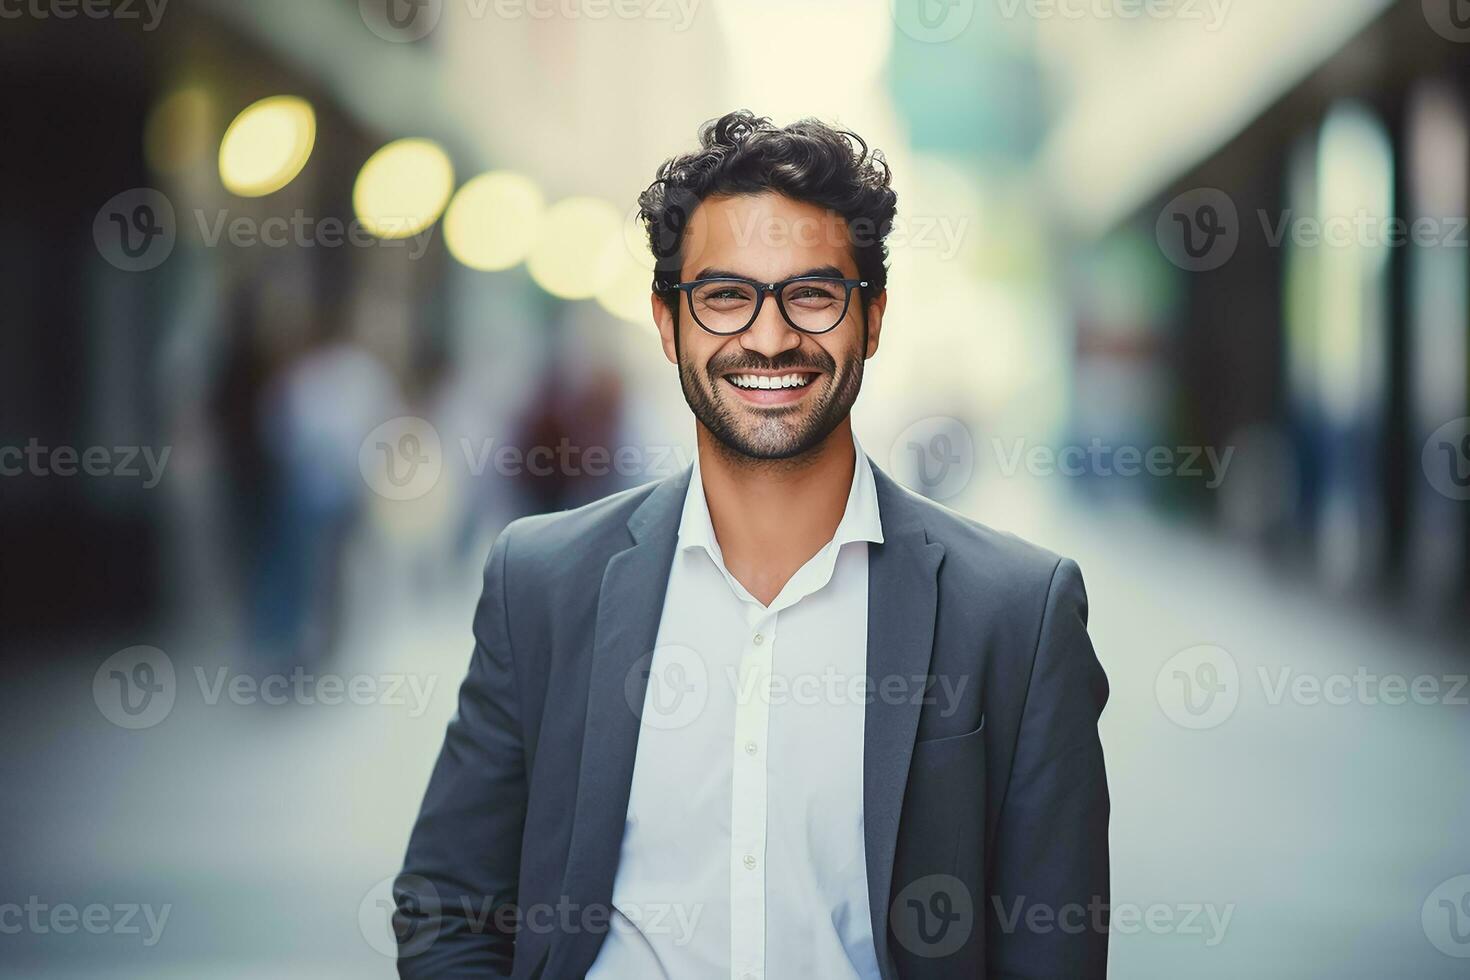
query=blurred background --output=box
[3,0,1469,976]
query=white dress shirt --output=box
[586,433,886,980]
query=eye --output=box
[786,282,842,305]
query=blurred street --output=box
[4,0,1469,976]
[6,483,1467,978]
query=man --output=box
[395,110,1110,979]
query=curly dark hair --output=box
[638,110,897,313]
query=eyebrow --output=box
[689,264,848,282]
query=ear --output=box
[863,290,887,360]
[652,291,679,365]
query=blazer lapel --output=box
[864,465,945,980]
[548,469,689,979]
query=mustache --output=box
[708,349,835,376]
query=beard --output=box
[677,336,865,463]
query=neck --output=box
[694,420,857,605]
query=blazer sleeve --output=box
[395,524,528,978]
[986,557,1111,979]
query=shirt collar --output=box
[677,430,884,562]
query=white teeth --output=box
[729,373,811,390]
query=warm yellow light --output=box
[147,87,214,175]
[353,138,455,240]
[443,172,545,271]
[218,95,315,197]
[527,197,623,300]
[596,255,657,325]
[597,212,657,324]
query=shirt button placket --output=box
[729,607,773,979]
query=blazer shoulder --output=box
[493,475,669,576]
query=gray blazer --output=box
[396,459,1110,979]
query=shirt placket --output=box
[729,602,776,980]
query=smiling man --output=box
[395,111,1111,980]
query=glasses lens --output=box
[690,279,758,334]
[780,278,849,333]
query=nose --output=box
[738,289,802,359]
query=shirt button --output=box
[744,741,758,756]
[743,854,757,870]
[753,633,764,645]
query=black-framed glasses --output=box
[654,275,869,336]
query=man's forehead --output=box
[683,192,856,276]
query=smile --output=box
[726,372,814,390]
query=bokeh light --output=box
[146,86,215,176]
[443,171,545,271]
[526,196,623,300]
[217,95,316,197]
[353,138,455,240]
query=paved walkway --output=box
[6,494,1467,978]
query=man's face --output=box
[653,192,886,462]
